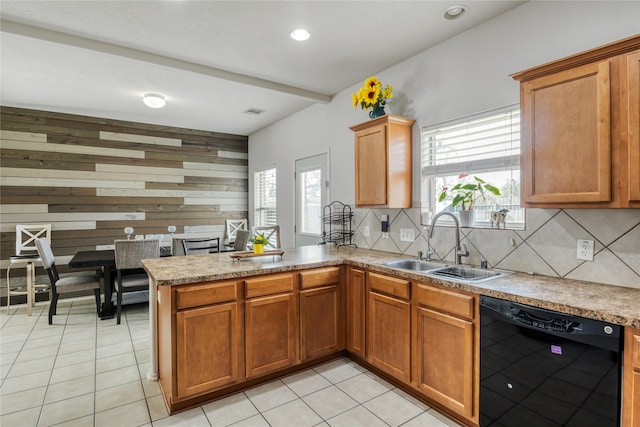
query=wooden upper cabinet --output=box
[350,115,415,208]
[521,61,611,203]
[626,51,640,203]
[512,34,640,208]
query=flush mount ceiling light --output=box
[442,5,467,20]
[142,93,166,108]
[290,29,310,41]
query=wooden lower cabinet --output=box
[413,283,477,423]
[623,327,640,427]
[176,302,241,398]
[245,292,298,378]
[367,273,411,383]
[346,268,366,358]
[300,285,340,361]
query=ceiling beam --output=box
[1,19,332,104]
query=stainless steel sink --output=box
[380,259,512,284]
[381,259,448,271]
[428,265,512,283]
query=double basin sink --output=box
[380,259,512,284]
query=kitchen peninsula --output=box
[142,245,640,426]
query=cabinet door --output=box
[346,268,366,358]
[622,327,640,427]
[521,60,611,204]
[300,285,340,361]
[367,291,410,382]
[245,293,297,378]
[355,123,387,205]
[414,306,474,419]
[176,302,240,398]
[627,52,640,202]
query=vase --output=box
[253,243,264,254]
[458,210,475,227]
[369,106,386,119]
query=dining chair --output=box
[233,229,250,251]
[114,239,160,324]
[7,225,52,315]
[252,225,281,249]
[224,219,248,245]
[35,238,101,325]
[182,237,221,255]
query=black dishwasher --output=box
[480,296,622,427]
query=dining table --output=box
[68,246,172,319]
[68,249,117,319]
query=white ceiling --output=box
[0,1,525,136]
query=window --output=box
[300,168,322,235]
[421,105,524,228]
[254,168,276,226]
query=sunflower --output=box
[351,75,393,111]
[365,86,380,104]
[364,76,380,89]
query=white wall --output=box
[249,1,640,249]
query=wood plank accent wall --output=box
[0,107,248,275]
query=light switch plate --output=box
[364,226,370,237]
[577,239,594,261]
[400,228,415,242]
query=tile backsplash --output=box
[352,207,640,290]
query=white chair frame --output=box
[225,219,248,245]
[7,224,52,315]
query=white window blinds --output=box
[254,168,277,227]
[421,105,520,177]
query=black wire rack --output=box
[319,201,356,248]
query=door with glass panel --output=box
[295,154,328,247]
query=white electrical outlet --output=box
[577,239,594,261]
[364,226,370,237]
[400,228,415,242]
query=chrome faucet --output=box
[428,212,469,265]
[419,227,434,261]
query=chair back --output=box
[35,237,55,269]
[35,237,60,286]
[233,229,250,251]
[253,225,281,249]
[114,239,160,270]
[225,219,247,244]
[16,224,52,256]
[172,236,218,256]
[182,237,220,255]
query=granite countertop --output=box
[142,245,640,328]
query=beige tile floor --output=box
[1,296,463,427]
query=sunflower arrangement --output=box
[352,76,393,111]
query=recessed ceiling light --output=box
[291,29,310,41]
[442,5,467,20]
[143,93,166,108]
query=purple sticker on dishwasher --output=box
[551,345,562,355]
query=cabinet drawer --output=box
[245,273,294,298]
[368,272,410,300]
[175,281,238,310]
[415,284,474,321]
[299,267,341,289]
